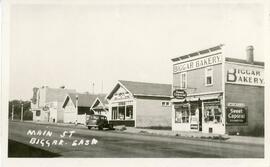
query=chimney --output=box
[246,45,254,64]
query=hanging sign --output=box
[173,89,187,99]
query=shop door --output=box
[199,107,202,131]
[199,100,202,131]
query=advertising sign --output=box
[173,54,222,73]
[190,116,199,129]
[173,89,187,99]
[226,63,264,87]
[226,105,248,125]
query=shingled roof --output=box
[106,80,172,99]
[225,57,264,66]
[63,93,101,108]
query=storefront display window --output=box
[112,107,118,120]
[126,105,133,120]
[204,101,222,123]
[36,110,41,116]
[119,106,125,120]
[175,104,189,123]
[111,103,134,120]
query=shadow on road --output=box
[8,140,61,158]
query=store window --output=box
[175,104,190,123]
[36,110,41,116]
[204,101,222,123]
[180,72,187,89]
[112,107,118,120]
[111,105,134,120]
[161,101,170,107]
[205,67,213,86]
[126,105,133,120]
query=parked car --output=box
[86,114,113,130]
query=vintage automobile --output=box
[86,114,113,130]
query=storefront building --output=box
[171,45,264,136]
[106,80,172,127]
[31,86,76,123]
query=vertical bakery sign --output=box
[226,63,264,86]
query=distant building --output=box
[106,80,172,127]
[30,86,76,123]
[171,45,264,136]
[62,93,104,124]
[90,94,109,117]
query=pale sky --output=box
[9,2,266,100]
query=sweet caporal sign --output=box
[226,63,264,86]
[226,105,248,125]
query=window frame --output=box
[205,66,214,86]
[180,72,187,89]
[161,101,171,107]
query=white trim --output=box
[134,94,171,98]
[172,50,222,65]
[105,81,134,100]
[90,97,104,109]
[221,47,226,128]
[205,66,213,86]
[187,91,223,97]
[225,61,264,68]
[225,82,264,87]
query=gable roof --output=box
[63,93,100,108]
[225,57,264,66]
[107,80,172,100]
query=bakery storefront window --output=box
[204,101,222,123]
[175,103,190,123]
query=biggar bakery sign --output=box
[226,63,264,86]
[226,103,248,125]
[173,54,222,73]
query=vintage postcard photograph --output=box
[1,0,270,167]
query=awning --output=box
[171,93,222,103]
[199,93,221,100]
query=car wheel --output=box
[98,126,103,130]
[88,126,92,130]
[108,124,114,130]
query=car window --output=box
[89,115,99,119]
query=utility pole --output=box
[75,95,78,125]
[11,104,14,121]
[101,80,103,94]
[20,101,24,122]
[92,82,95,94]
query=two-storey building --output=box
[171,45,264,136]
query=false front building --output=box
[171,45,264,136]
[31,86,76,123]
[106,80,172,128]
